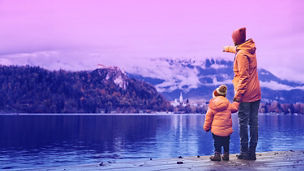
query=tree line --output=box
[0,65,170,113]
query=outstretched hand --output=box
[223,46,229,52]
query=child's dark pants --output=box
[212,133,230,153]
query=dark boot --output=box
[237,143,249,160]
[222,152,229,161]
[236,152,249,160]
[210,152,221,161]
[248,148,256,160]
[248,153,256,160]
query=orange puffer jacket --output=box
[203,96,239,137]
[224,39,261,102]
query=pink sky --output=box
[0,0,304,81]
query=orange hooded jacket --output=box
[203,96,239,137]
[223,39,261,102]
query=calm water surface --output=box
[0,113,304,169]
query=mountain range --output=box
[1,57,303,114]
[126,58,304,104]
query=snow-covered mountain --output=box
[127,58,304,103]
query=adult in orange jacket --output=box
[203,85,239,161]
[223,27,261,160]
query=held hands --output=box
[233,97,240,102]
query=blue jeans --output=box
[238,100,260,155]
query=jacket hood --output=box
[208,96,229,112]
[232,27,246,45]
[237,39,256,55]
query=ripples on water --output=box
[0,113,304,169]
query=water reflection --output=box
[0,114,304,169]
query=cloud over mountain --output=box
[127,58,304,104]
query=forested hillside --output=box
[0,65,170,113]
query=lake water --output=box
[1,113,304,169]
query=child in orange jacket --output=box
[203,85,239,161]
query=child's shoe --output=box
[210,152,221,161]
[222,152,229,161]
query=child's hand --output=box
[233,97,240,102]
[205,129,210,132]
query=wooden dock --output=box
[29,150,304,171]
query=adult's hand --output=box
[223,46,236,53]
[233,97,240,102]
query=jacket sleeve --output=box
[229,102,239,113]
[223,46,236,53]
[203,108,214,131]
[234,53,250,101]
